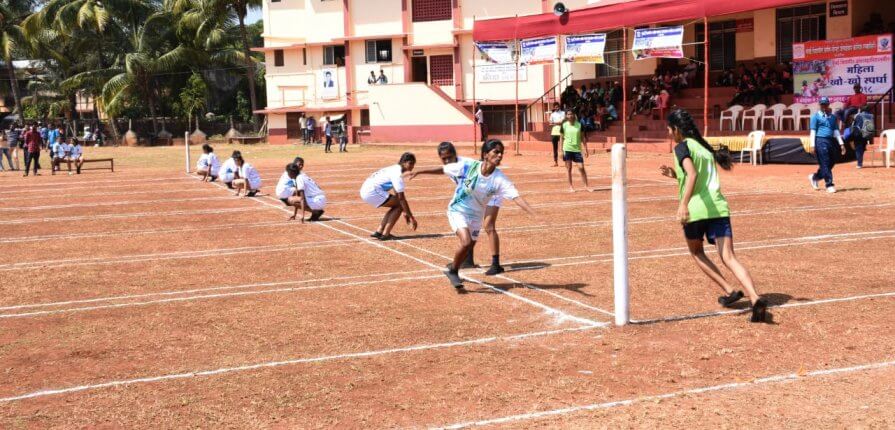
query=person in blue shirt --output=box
[849,105,874,169]
[323,116,333,153]
[808,97,846,193]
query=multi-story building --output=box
[255,0,893,145]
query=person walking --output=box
[849,104,875,169]
[549,104,565,167]
[23,124,44,176]
[808,97,846,193]
[324,116,333,153]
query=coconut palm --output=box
[0,0,35,117]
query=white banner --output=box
[476,64,528,83]
[318,68,338,100]
[793,34,893,103]
[632,26,684,60]
[475,41,514,64]
[563,33,607,64]
[520,37,557,65]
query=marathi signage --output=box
[562,33,607,63]
[792,34,893,103]
[829,0,848,17]
[520,36,557,65]
[736,19,754,33]
[475,41,514,64]
[632,26,684,60]
[476,64,528,83]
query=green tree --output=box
[0,0,35,117]
[235,90,250,123]
[176,71,207,122]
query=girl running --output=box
[276,158,326,223]
[659,109,767,323]
[560,110,590,192]
[196,144,220,182]
[360,152,418,240]
[411,142,506,275]
[440,139,535,290]
[219,151,240,189]
[233,154,262,197]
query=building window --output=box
[365,40,393,63]
[274,49,284,67]
[302,48,307,65]
[324,45,346,66]
[430,55,454,86]
[360,109,370,126]
[696,21,736,71]
[776,3,826,62]
[597,30,623,78]
[412,0,451,22]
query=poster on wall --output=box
[520,37,557,65]
[319,68,338,100]
[476,64,528,83]
[475,41,515,64]
[562,33,607,63]
[792,34,892,103]
[631,26,684,60]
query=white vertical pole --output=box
[184,132,191,174]
[611,143,629,326]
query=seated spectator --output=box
[69,138,85,174]
[51,137,71,175]
[729,74,757,107]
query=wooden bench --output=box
[80,158,114,172]
[228,136,265,144]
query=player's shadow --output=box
[504,261,553,273]
[387,233,448,240]
[722,293,808,325]
[831,187,870,193]
[467,280,593,297]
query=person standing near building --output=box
[338,120,348,152]
[377,69,388,85]
[324,116,333,153]
[306,116,316,144]
[475,103,486,143]
[809,97,846,193]
[299,113,308,145]
[23,124,44,176]
[368,71,378,85]
[549,104,565,167]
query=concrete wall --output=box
[368,83,471,126]
[350,0,402,38]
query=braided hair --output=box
[667,108,732,170]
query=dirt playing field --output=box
[1,142,894,429]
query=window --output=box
[597,30,624,78]
[365,40,393,63]
[360,109,370,126]
[302,48,307,65]
[412,0,451,22]
[323,45,346,66]
[271,0,280,2]
[696,21,736,71]
[430,55,454,86]
[776,3,826,62]
[273,49,284,67]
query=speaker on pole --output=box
[553,2,568,16]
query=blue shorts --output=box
[683,217,732,245]
[563,151,584,163]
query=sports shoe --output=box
[750,298,768,323]
[826,186,836,194]
[309,210,324,221]
[370,231,382,239]
[717,290,744,308]
[443,269,464,289]
[484,265,505,276]
[808,174,819,190]
[856,165,863,169]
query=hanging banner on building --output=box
[520,36,557,65]
[631,26,684,60]
[475,41,514,64]
[562,33,607,63]
[476,64,528,83]
[318,68,339,100]
[792,34,893,103]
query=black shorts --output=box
[280,198,290,206]
[683,217,733,245]
[563,151,584,163]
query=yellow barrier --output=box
[706,135,810,152]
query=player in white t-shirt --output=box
[51,139,71,175]
[425,140,535,290]
[359,152,418,240]
[219,151,240,189]
[411,141,506,275]
[69,139,84,174]
[196,144,221,182]
[232,154,262,197]
[276,158,326,223]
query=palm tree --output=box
[0,0,35,117]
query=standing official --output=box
[808,97,846,194]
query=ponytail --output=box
[667,109,732,170]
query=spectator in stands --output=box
[609,81,622,107]
[560,85,579,110]
[716,68,735,87]
[69,138,84,174]
[684,61,698,84]
[22,124,44,176]
[729,74,756,107]
[51,135,71,175]
[5,124,21,171]
[606,102,619,123]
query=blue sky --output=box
[246,8,262,24]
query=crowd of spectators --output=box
[557,81,622,134]
[718,62,793,107]
[0,121,96,175]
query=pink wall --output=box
[367,125,473,143]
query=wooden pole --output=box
[703,17,709,137]
[622,27,628,145]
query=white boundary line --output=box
[0,207,260,225]
[0,326,598,404]
[0,187,216,202]
[0,196,235,212]
[433,358,895,429]
[0,220,290,244]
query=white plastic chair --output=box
[779,103,804,131]
[873,129,895,168]
[741,104,766,131]
[719,105,744,131]
[760,103,787,130]
[741,130,766,165]
[799,103,820,130]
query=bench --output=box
[80,158,114,172]
[228,136,265,144]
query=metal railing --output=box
[523,72,574,138]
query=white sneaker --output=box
[808,174,819,190]
[826,186,836,194]
[856,165,863,169]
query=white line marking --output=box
[0,207,259,225]
[0,220,290,244]
[0,187,212,202]
[433,359,895,429]
[0,196,235,212]
[0,326,599,403]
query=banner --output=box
[520,37,557,65]
[319,68,338,100]
[476,64,528,83]
[632,26,684,60]
[792,34,893,103]
[475,41,514,64]
[562,33,607,63]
